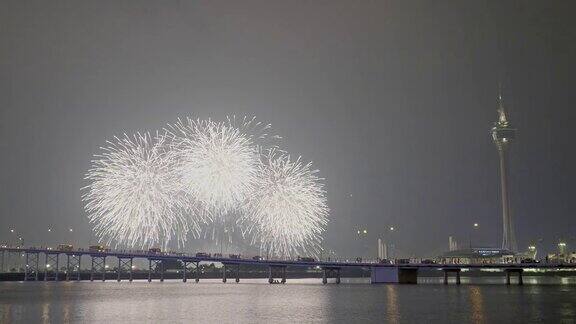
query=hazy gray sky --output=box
[1,0,574,257]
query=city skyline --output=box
[1,1,575,257]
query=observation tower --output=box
[491,90,518,252]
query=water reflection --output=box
[468,286,484,324]
[0,279,575,323]
[41,302,50,324]
[386,285,400,324]
[2,304,10,323]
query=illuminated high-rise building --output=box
[491,90,518,252]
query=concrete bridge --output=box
[2,247,574,285]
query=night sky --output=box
[1,1,574,257]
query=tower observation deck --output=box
[491,91,518,252]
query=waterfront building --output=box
[440,247,515,264]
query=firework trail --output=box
[242,150,329,258]
[82,132,204,249]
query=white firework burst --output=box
[166,117,270,219]
[243,150,329,258]
[82,132,202,249]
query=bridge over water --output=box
[2,247,575,285]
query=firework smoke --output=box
[83,132,203,249]
[242,150,329,258]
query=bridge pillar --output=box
[268,266,273,284]
[322,267,342,284]
[117,257,133,282]
[129,258,133,282]
[117,258,121,282]
[267,265,286,284]
[222,264,227,283]
[66,254,81,281]
[148,259,164,282]
[505,269,523,285]
[182,261,187,282]
[236,264,240,283]
[44,253,59,281]
[90,255,106,282]
[24,252,40,281]
[442,269,461,285]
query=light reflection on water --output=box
[0,278,574,323]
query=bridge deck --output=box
[2,247,574,270]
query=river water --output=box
[1,278,575,323]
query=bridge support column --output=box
[182,261,187,282]
[66,254,81,281]
[267,265,287,284]
[90,255,106,282]
[222,264,227,283]
[129,258,133,282]
[236,264,240,283]
[148,259,152,282]
[117,258,121,282]
[117,257,133,282]
[148,259,164,282]
[442,269,461,285]
[322,267,342,284]
[24,252,40,281]
[44,253,59,281]
[505,269,523,285]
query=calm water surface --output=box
[1,278,575,323]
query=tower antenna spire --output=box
[497,83,508,125]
